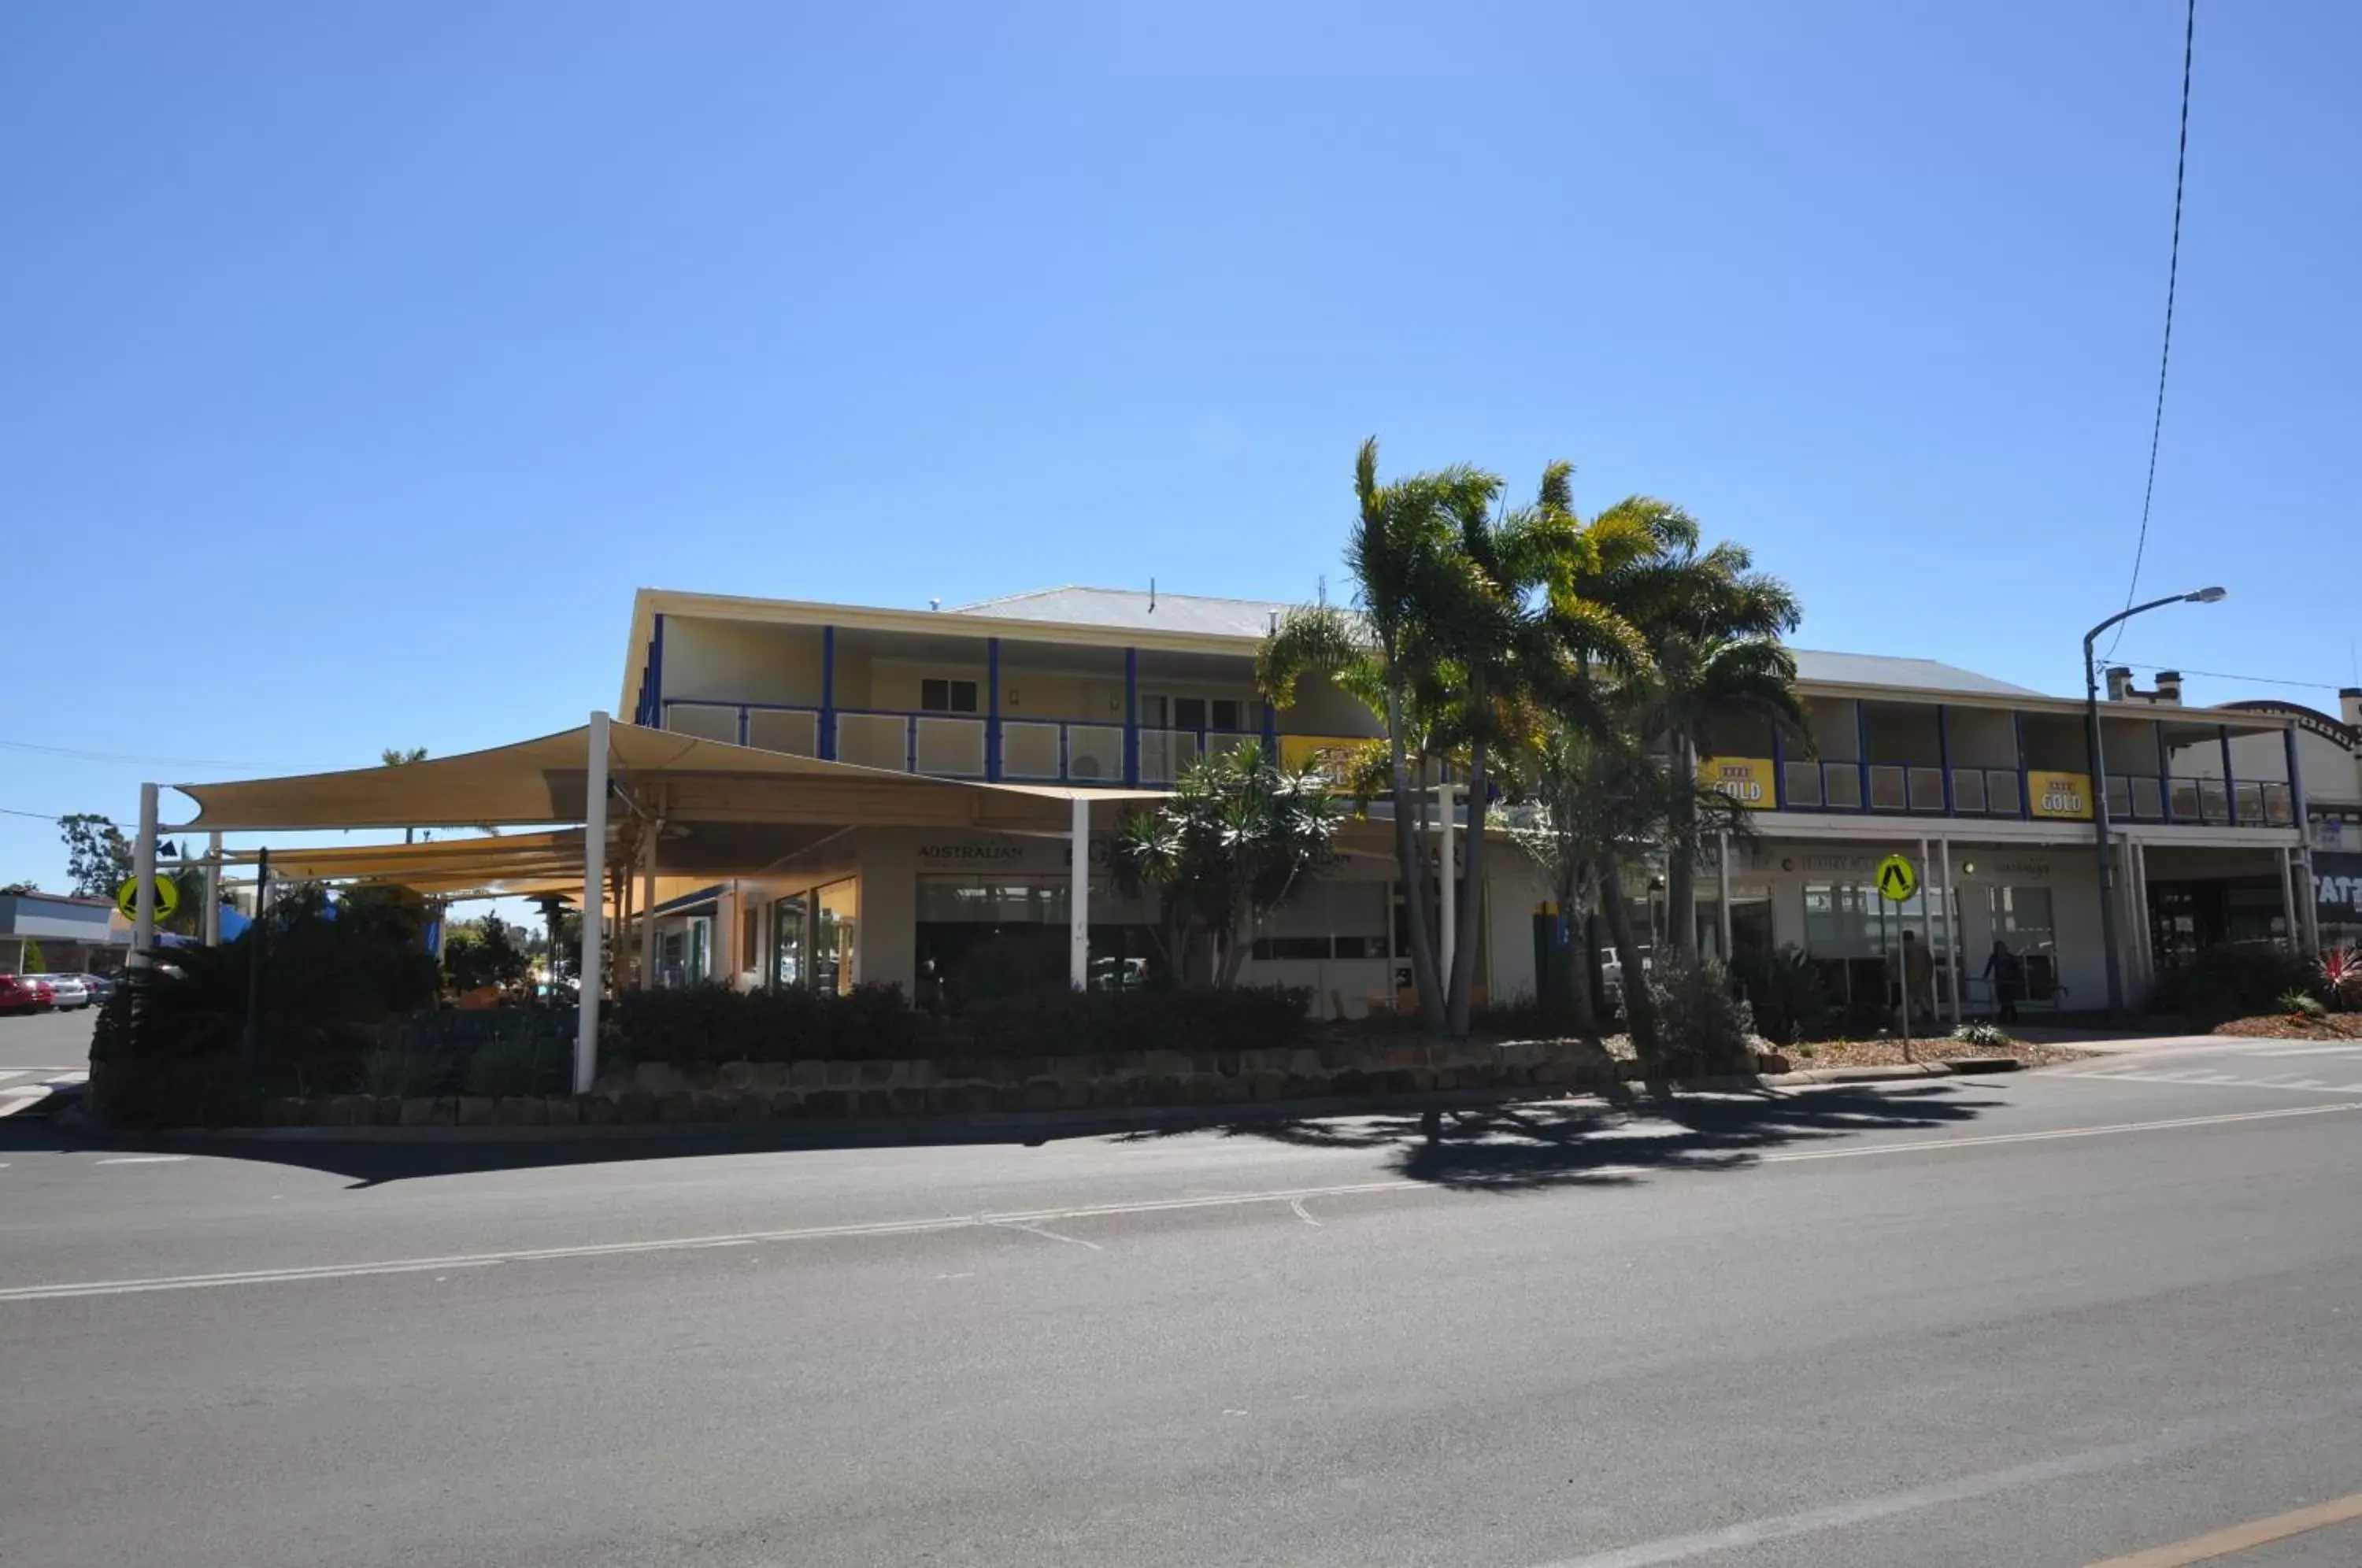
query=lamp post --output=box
[2084,586,2227,1017]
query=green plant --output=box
[357,1044,444,1097]
[463,1031,567,1096]
[1647,956,1755,1077]
[1951,1020,2012,1048]
[2279,989,2329,1022]
[21,940,44,972]
[2317,945,2360,1009]
[1727,950,1834,1046]
[1112,739,1346,989]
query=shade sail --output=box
[171,722,1165,834]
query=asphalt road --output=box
[8,1037,2362,1567]
[0,1006,95,1071]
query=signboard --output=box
[2027,771,2094,821]
[1699,756,1776,808]
[1875,854,1917,902]
[2314,852,2362,923]
[116,874,180,923]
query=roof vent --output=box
[1147,578,1157,614]
[929,597,941,612]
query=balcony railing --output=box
[660,701,1297,789]
[1757,754,2293,829]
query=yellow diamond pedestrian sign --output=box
[117,874,180,923]
[1875,854,1917,903]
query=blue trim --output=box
[2155,722,2174,823]
[1122,647,1139,787]
[819,626,837,760]
[986,637,1002,782]
[2013,709,2031,820]
[1854,700,1872,812]
[1770,723,1788,809]
[650,615,665,725]
[1936,704,1956,815]
[2219,723,2238,826]
[905,714,918,775]
[2286,723,2309,831]
[737,706,749,746]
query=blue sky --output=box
[4,1,2356,890]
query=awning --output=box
[171,722,1164,835]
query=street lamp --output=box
[2084,586,2228,1017]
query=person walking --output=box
[1982,937,2023,1023]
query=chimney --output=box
[2105,667,2134,701]
[2152,670,2183,706]
[2342,687,2362,729]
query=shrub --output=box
[1728,951,1834,1047]
[86,971,257,1129]
[1647,958,1755,1077]
[463,1030,568,1096]
[2152,945,2317,1023]
[2279,989,2329,1022]
[2318,946,2362,1009]
[1952,1020,2012,1048]
[358,1044,443,1098]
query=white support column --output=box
[1918,835,1934,1028]
[1437,783,1457,978]
[2300,852,2323,955]
[204,830,223,946]
[2129,839,2153,1000]
[716,881,739,988]
[1937,838,1956,1026]
[130,783,159,969]
[639,819,660,989]
[2279,845,2300,954]
[1716,830,1733,961]
[575,712,609,1095]
[1069,794,1090,990]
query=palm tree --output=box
[1259,438,1469,1034]
[1600,523,1805,959]
[381,747,428,845]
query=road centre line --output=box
[2086,1488,2362,1566]
[1526,1391,2362,1568]
[5,1100,2356,1304]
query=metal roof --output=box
[1788,649,2044,699]
[949,585,1293,639]
[948,588,2046,698]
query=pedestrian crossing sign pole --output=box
[1875,855,1918,1060]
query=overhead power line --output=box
[0,738,329,771]
[2104,0,2199,661]
[2115,660,2338,693]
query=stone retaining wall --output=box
[251,1038,1653,1129]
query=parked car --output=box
[0,974,55,1014]
[31,974,92,1010]
[80,971,117,1004]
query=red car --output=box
[0,974,55,1014]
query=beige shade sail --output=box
[171,722,1165,835]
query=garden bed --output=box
[1763,1036,2089,1071]
[2211,1013,2362,1041]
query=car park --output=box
[0,974,55,1013]
[80,971,117,1004]
[30,974,92,1010]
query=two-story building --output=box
[2214,682,2362,952]
[618,585,2311,1021]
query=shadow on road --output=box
[1,1082,2001,1191]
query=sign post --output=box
[1875,854,1919,1061]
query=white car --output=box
[28,974,91,1011]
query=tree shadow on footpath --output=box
[2,1081,1997,1192]
[1109,1083,2001,1193]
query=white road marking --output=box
[91,1155,191,1165]
[1289,1196,1323,1228]
[1527,1389,2362,1568]
[2048,1071,2362,1096]
[6,1100,2359,1304]
[2253,1043,2362,1058]
[990,1219,1104,1252]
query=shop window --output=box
[772,895,806,990]
[814,878,859,996]
[920,679,979,715]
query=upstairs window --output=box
[920,679,979,714]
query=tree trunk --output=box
[1445,739,1489,1038]
[1665,730,1697,961]
[1600,864,1660,1062]
[1386,684,1447,1036]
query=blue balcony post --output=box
[2154,721,2173,823]
[2286,722,2309,833]
[737,706,749,747]
[907,715,918,775]
[2012,709,2031,821]
[646,614,665,728]
[818,626,837,760]
[1122,647,1139,788]
[1937,704,1956,815]
[986,637,1002,782]
[1854,700,1872,811]
[2219,723,2238,826]
[1770,723,1788,809]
